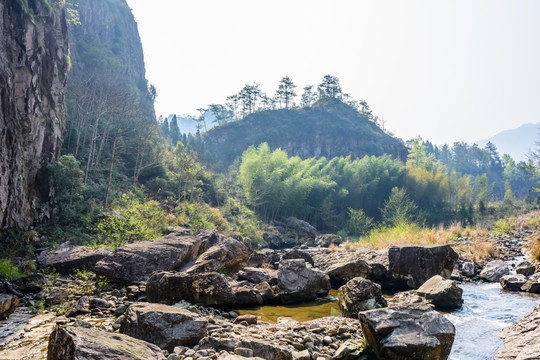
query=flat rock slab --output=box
[359,306,455,360]
[496,305,540,359]
[47,325,165,360]
[388,244,458,289]
[38,242,112,274]
[120,302,208,352]
[95,233,202,283]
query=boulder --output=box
[315,234,343,247]
[262,230,293,249]
[47,326,165,360]
[500,274,528,292]
[326,259,372,288]
[416,275,463,310]
[285,217,318,240]
[359,306,455,360]
[282,249,315,267]
[333,339,369,359]
[65,296,90,318]
[120,302,208,352]
[515,260,535,277]
[237,267,272,284]
[185,238,249,274]
[479,260,509,282]
[387,244,458,289]
[231,284,263,305]
[38,242,112,274]
[248,249,280,269]
[95,233,202,283]
[338,277,387,318]
[386,290,432,308]
[146,271,236,306]
[496,305,540,360]
[461,262,475,278]
[0,294,19,320]
[521,272,540,293]
[277,259,330,304]
[254,281,278,303]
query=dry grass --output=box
[514,210,540,231]
[328,243,341,252]
[456,237,499,263]
[528,232,540,261]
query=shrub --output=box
[493,218,514,234]
[345,208,373,237]
[0,259,26,280]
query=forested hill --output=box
[203,98,407,169]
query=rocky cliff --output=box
[0,0,69,232]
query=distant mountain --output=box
[203,98,407,169]
[475,122,540,161]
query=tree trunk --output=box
[104,136,117,208]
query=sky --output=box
[126,0,540,145]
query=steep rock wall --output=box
[0,0,69,231]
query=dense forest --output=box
[1,0,539,258]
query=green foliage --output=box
[380,187,418,226]
[493,218,514,234]
[345,208,373,237]
[95,192,169,247]
[0,259,26,280]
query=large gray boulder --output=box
[237,267,272,284]
[95,233,202,283]
[38,242,112,274]
[277,259,330,304]
[146,271,236,306]
[479,260,509,282]
[338,277,387,318]
[515,260,535,277]
[47,326,165,360]
[0,294,19,320]
[359,306,455,360]
[120,302,208,352]
[500,274,528,292]
[326,259,372,288]
[315,234,343,247]
[185,238,249,274]
[521,272,540,293]
[416,275,463,310]
[388,244,458,289]
[282,249,315,267]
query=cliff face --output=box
[0,0,69,231]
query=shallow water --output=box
[233,283,540,359]
[234,289,341,322]
[446,282,540,360]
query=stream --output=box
[233,283,540,360]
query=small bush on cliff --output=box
[0,259,26,280]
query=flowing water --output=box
[233,284,540,359]
[446,282,540,360]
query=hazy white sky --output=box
[126,0,540,145]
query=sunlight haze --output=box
[126,0,540,145]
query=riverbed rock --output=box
[95,233,202,283]
[147,271,236,305]
[47,325,165,359]
[496,305,540,360]
[461,262,475,278]
[38,242,112,274]
[515,260,535,277]
[479,260,509,282]
[417,275,463,310]
[282,249,315,267]
[315,234,343,247]
[359,306,455,360]
[120,302,208,352]
[237,267,272,284]
[500,274,528,292]
[285,217,318,241]
[387,244,458,289]
[199,336,294,359]
[386,290,432,308]
[338,277,387,318]
[277,259,330,304]
[248,249,281,269]
[326,259,372,288]
[521,272,540,293]
[231,282,263,305]
[65,296,90,318]
[185,238,249,274]
[0,294,19,320]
